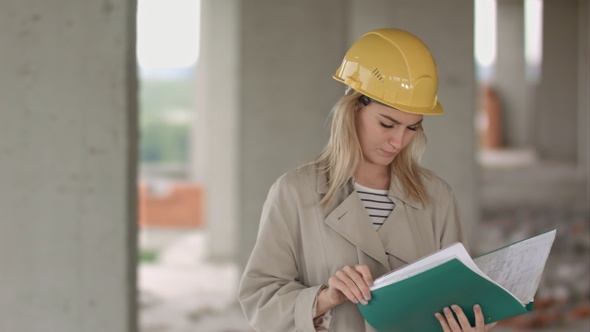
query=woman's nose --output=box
[389,128,406,148]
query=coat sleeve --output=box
[238,175,322,332]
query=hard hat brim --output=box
[391,100,444,116]
[333,74,444,115]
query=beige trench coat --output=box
[239,162,467,332]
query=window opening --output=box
[136,1,240,331]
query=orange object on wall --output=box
[478,84,503,149]
[138,182,205,228]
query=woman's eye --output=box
[407,126,418,132]
[380,122,394,129]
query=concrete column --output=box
[348,0,479,247]
[195,0,240,262]
[0,1,137,331]
[532,0,579,161]
[237,0,346,266]
[495,0,529,148]
[578,0,589,176]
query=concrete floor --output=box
[139,231,247,332]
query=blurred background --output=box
[0,0,588,331]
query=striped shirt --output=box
[354,182,395,230]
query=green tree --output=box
[138,73,195,165]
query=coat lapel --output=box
[315,166,424,271]
[325,192,390,269]
[377,199,420,264]
[377,176,424,264]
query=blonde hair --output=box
[316,89,432,206]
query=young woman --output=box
[239,28,496,332]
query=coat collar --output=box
[315,164,424,210]
[320,167,424,271]
[325,192,391,269]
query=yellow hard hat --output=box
[333,28,443,115]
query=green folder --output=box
[358,230,555,332]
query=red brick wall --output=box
[138,182,205,228]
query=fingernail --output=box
[474,304,481,310]
[452,305,460,311]
[365,294,371,302]
[360,299,368,305]
[444,307,451,314]
[366,280,373,287]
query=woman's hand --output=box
[435,304,497,332]
[315,265,373,317]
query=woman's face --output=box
[355,100,423,167]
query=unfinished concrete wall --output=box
[495,0,529,148]
[533,0,579,162]
[0,1,137,331]
[236,0,346,265]
[481,0,589,211]
[225,0,478,264]
[202,0,586,268]
[578,0,589,176]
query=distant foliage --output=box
[139,74,195,165]
[140,119,190,164]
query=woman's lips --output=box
[381,149,397,158]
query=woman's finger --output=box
[340,266,370,304]
[327,274,358,304]
[451,305,473,331]
[353,265,373,302]
[473,304,486,330]
[443,306,461,331]
[334,267,367,304]
[354,264,374,286]
[434,312,452,332]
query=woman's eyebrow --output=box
[379,113,423,126]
